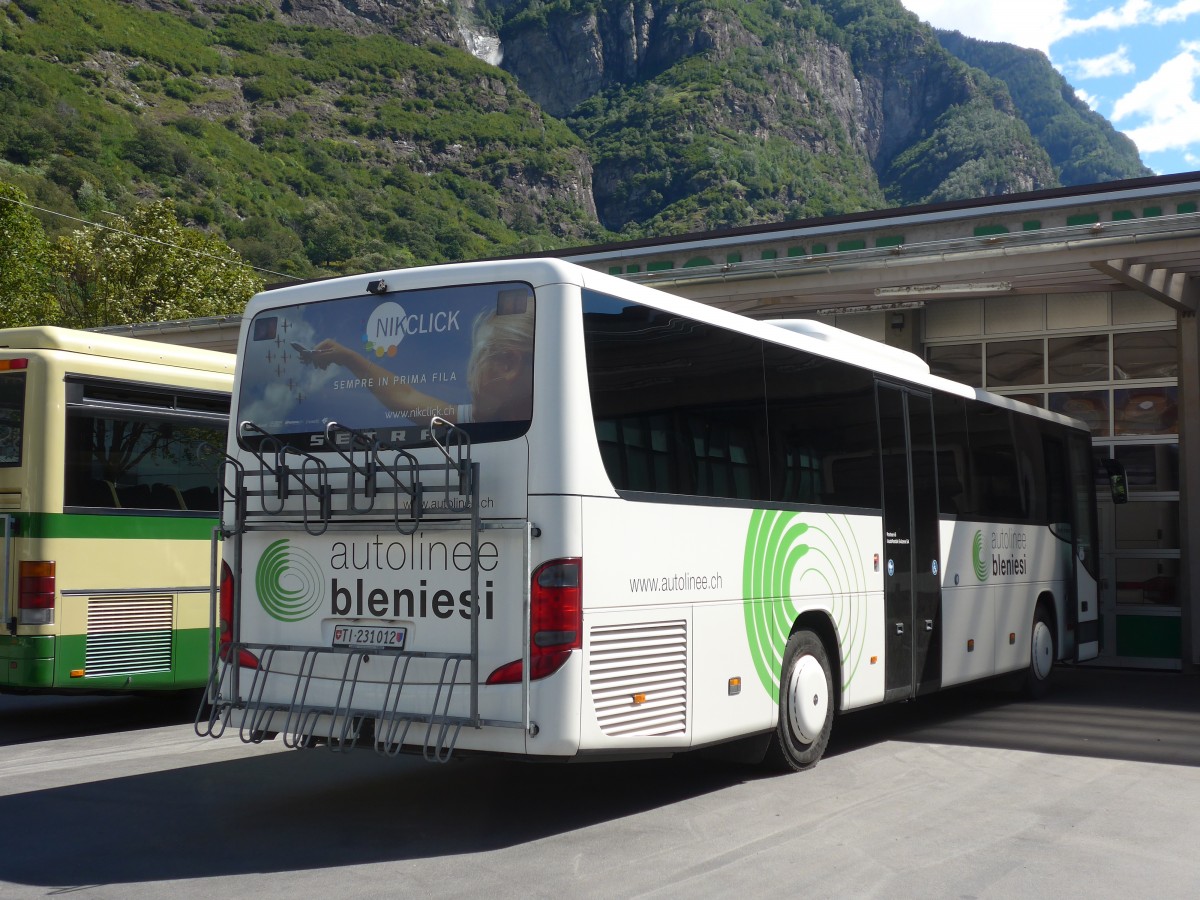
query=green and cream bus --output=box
[200,259,1109,769]
[1,327,232,693]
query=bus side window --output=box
[1042,434,1072,530]
[764,342,880,509]
[64,410,224,513]
[582,290,768,502]
[932,393,969,517]
[1012,413,1045,524]
[966,402,1024,521]
[182,486,218,511]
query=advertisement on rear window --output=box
[239,282,535,448]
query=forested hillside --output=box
[0,0,1149,282]
[936,29,1148,187]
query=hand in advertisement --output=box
[291,341,339,369]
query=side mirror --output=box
[1104,459,1128,505]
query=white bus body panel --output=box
[578,497,886,753]
[938,519,1082,687]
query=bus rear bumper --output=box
[0,634,55,689]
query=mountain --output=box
[935,29,1150,187]
[0,0,1150,277]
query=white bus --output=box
[199,259,1111,769]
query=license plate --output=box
[332,625,408,649]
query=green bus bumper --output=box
[0,634,56,689]
[0,629,209,691]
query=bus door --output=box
[878,384,943,701]
[1067,433,1101,661]
[1042,431,1102,663]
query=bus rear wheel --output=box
[764,629,833,772]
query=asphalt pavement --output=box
[0,665,1197,898]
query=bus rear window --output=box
[0,372,24,467]
[238,282,534,449]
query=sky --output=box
[900,0,1200,175]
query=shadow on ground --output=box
[831,666,1200,768]
[0,690,203,747]
[0,666,1196,887]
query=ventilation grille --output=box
[589,620,687,737]
[86,596,173,676]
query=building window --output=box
[986,339,1044,387]
[927,343,982,386]
[1049,390,1110,436]
[1048,334,1109,383]
[1114,330,1177,379]
[1114,387,1178,435]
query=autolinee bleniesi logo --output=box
[256,539,325,622]
[972,530,989,582]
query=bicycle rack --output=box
[196,418,528,761]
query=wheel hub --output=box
[787,653,829,743]
[1032,620,1054,681]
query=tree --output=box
[54,199,264,328]
[0,181,59,328]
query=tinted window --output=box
[582,291,768,501]
[764,342,880,508]
[65,413,225,512]
[1042,432,1071,528]
[966,401,1024,520]
[63,380,228,513]
[932,393,969,517]
[0,372,24,467]
[1011,412,1045,523]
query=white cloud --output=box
[1064,45,1136,79]
[1057,0,1154,39]
[900,0,1069,53]
[1154,1,1200,23]
[1075,87,1103,109]
[1111,45,1200,152]
[903,1,1196,54]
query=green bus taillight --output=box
[18,560,55,626]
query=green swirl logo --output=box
[972,530,990,582]
[255,539,324,622]
[742,510,868,698]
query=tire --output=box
[763,629,834,772]
[1024,605,1055,699]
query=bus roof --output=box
[0,326,235,375]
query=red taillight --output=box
[218,560,259,669]
[0,358,29,370]
[487,558,581,685]
[18,561,55,625]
